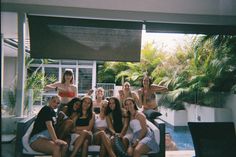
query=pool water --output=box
[166,125,194,150]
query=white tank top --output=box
[94,114,108,129]
[130,119,142,133]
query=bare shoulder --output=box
[136,111,146,120]
[71,84,77,89]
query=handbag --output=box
[113,135,131,157]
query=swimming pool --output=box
[166,125,194,150]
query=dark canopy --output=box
[28,15,143,62]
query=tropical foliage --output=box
[98,35,236,110]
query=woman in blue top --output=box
[29,96,68,157]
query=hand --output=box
[132,141,138,147]
[54,139,67,146]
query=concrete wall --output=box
[159,106,188,126]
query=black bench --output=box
[15,116,165,157]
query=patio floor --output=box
[2,140,195,157]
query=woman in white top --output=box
[118,82,140,108]
[93,100,116,157]
[93,87,105,114]
[124,97,159,157]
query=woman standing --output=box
[124,97,159,157]
[118,81,140,108]
[29,96,68,157]
[69,96,95,157]
[93,87,105,114]
[138,74,168,111]
[44,69,78,112]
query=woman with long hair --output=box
[69,96,95,157]
[93,100,117,157]
[138,74,168,111]
[56,97,81,141]
[124,97,159,157]
[106,97,130,153]
[44,69,78,112]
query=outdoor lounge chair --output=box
[188,122,236,157]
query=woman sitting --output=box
[29,96,68,157]
[56,97,81,141]
[93,100,116,157]
[69,96,95,157]
[124,97,159,157]
[107,97,130,152]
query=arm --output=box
[151,84,168,93]
[44,82,61,92]
[72,85,78,97]
[136,113,147,141]
[120,110,129,137]
[57,106,68,121]
[131,91,141,108]
[106,116,116,135]
[46,121,67,145]
[137,88,143,107]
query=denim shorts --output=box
[29,130,51,145]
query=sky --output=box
[141,30,192,53]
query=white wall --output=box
[225,94,236,127]
[3,56,17,105]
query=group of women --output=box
[29,69,168,157]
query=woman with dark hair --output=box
[44,69,78,112]
[138,74,168,111]
[93,100,117,157]
[69,96,95,157]
[107,97,130,153]
[124,97,159,157]
[56,97,81,140]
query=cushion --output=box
[146,120,160,145]
[22,122,45,155]
[143,109,162,120]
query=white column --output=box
[15,12,26,117]
[92,61,97,98]
[1,34,4,105]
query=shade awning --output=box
[28,15,143,62]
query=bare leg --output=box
[70,131,90,157]
[57,119,73,140]
[99,143,107,157]
[99,131,116,157]
[122,137,129,151]
[127,146,134,157]
[133,143,150,157]
[30,138,65,157]
[81,139,89,157]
